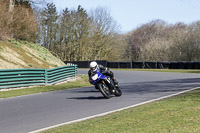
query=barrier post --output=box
[75,64,77,78]
[45,69,48,85]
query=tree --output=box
[9,0,15,12]
[125,20,167,61]
[55,6,90,61]
[88,7,120,60]
[0,0,11,40]
[0,0,39,41]
[41,2,58,50]
[169,22,200,61]
[11,1,39,41]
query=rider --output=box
[88,61,119,87]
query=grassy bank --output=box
[42,88,200,133]
[0,39,65,69]
[0,75,91,98]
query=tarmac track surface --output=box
[0,70,200,133]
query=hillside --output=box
[0,39,65,69]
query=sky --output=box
[51,0,200,33]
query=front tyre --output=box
[97,83,111,99]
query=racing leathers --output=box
[88,64,118,87]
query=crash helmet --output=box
[90,61,98,71]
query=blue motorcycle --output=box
[90,69,122,99]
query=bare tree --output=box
[0,0,39,41]
[168,22,200,61]
[125,20,167,61]
[9,0,15,12]
[88,6,120,60]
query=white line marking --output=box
[29,87,199,133]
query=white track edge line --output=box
[29,87,199,133]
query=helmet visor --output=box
[91,67,96,70]
[91,65,98,71]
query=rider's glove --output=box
[89,79,93,84]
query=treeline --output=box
[0,0,123,61]
[38,4,123,61]
[125,20,200,61]
[1,0,200,62]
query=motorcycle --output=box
[90,69,122,99]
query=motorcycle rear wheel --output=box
[115,86,122,97]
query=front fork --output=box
[102,78,115,94]
[100,80,110,93]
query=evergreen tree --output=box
[41,3,58,50]
[58,5,91,61]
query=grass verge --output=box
[42,88,200,133]
[0,75,91,99]
[111,68,200,73]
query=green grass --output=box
[0,39,65,69]
[42,88,200,133]
[0,75,91,98]
[110,68,200,74]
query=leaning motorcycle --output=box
[90,69,122,99]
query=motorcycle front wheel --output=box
[97,83,111,99]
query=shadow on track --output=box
[72,90,99,93]
[66,96,106,100]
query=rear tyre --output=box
[115,86,122,97]
[97,83,111,99]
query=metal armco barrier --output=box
[0,65,77,89]
[65,60,200,69]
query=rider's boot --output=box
[112,78,119,87]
